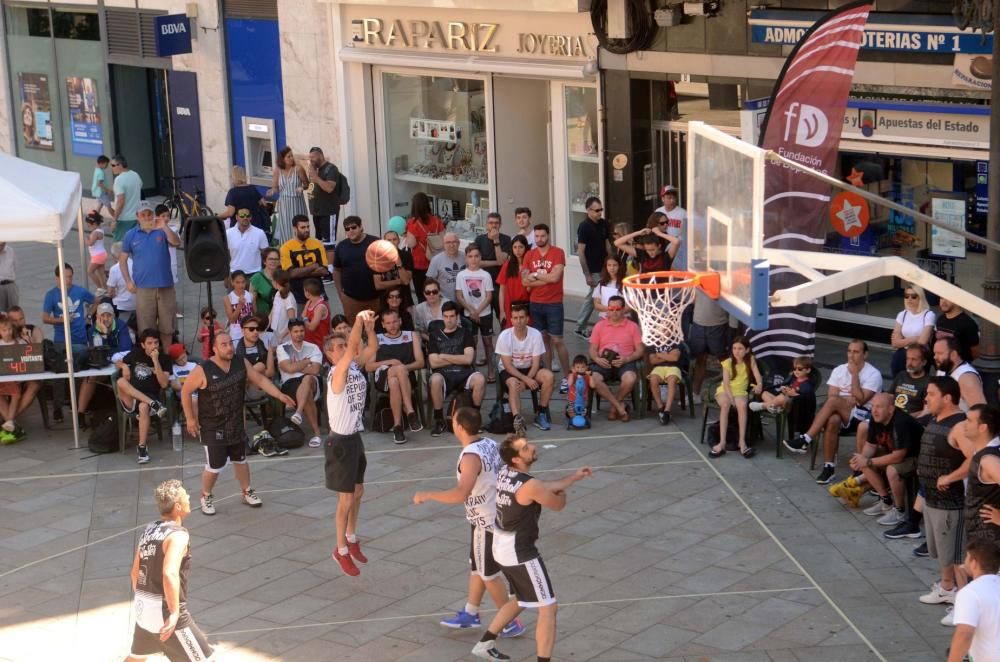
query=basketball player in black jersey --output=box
[473,435,592,662]
[181,333,296,516]
[125,479,213,661]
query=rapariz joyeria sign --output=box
[351,18,590,57]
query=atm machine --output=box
[241,116,276,186]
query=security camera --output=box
[683,1,721,16]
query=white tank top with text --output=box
[459,437,502,530]
[326,364,366,435]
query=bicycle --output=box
[162,175,214,228]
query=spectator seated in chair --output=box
[0,315,39,444]
[427,301,485,437]
[753,356,815,415]
[708,335,763,459]
[234,315,276,399]
[364,308,424,445]
[167,343,198,397]
[77,302,133,428]
[116,328,171,464]
[495,302,554,434]
[648,343,682,425]
[276,318,324,448]
[588,295,644,423]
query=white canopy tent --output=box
[0,152,88,448]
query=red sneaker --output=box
[332,549,360,576]
[347,540,368,565]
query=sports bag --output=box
[268,416,305,449]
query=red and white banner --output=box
[752,1,872,365]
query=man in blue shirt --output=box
[42,263,95,423]
[120,200,181,347]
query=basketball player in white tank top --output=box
[323,310,378,577]
[414,407,523,636]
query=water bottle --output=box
[172,421,182,452]
[660,385,668,401]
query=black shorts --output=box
[589,361,639,383]
[688,322,728,359]
[469,525,502,580]
[500,556,556,608]
[130,620,213,661]
[435,368,475,395]
[202,439,247,472]
[324,431,366,493]
[373,366,416,393]
[499,370,540,391]
[463,311,494,337]
[281,375,319,401]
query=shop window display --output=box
[564,86,599,255]
[383,73,490,240]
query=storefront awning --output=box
[338,46,596,79]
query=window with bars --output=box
[222,0,278,20]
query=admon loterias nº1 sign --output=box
[155,14,192,57]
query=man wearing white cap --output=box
[120,200,182,347]
[655,185,687,271]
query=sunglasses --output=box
[904,293,918,299]
[237,214,251,219]
[589,207,603,213]
[244,326,260,332]
[607,306,624,312]
[344,225,360,231]
[658,221,668,226]
[424,289,439,295]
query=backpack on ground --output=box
[372,406,395,434]
[486,400,515,434]
[87,410,119,454]
[268,416,305,449]
[706,415,740,451]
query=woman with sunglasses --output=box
[615,212,680,274]
[413,277,449,343]
[250,248,281,318]
[376,286,414,334]
[889,283,935,375]
[497,235,531,330]
[266,146,308,246]
[375,229,414,305]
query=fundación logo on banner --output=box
[782,102,829,148]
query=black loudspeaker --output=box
[184,216,228,282]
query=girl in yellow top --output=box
[709,335,762,459]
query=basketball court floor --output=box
[0,397,953,661]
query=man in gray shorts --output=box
[688,290,728,400]
[915,376,968,616]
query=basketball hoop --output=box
[622,271,721,349]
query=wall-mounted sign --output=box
[155,14,193,57]
[952,54,992,91]
[841,100,989,150]
[750,10,993,54]
[18,73,53,151]
[830,191,870,238]
[66,76,103,157]
[410,117,459,143]
[931,198,967,259]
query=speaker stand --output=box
[206,280,216,354]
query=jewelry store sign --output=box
[350,18,592,58]
[842,101,989,150]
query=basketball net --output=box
[622,271,720,349]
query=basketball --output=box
[366,239,399,273]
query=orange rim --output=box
[622,271,721,299]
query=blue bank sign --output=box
[155,14,193,57]
[750,10,993,54]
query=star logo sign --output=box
[847,167,865,187]
[829,191,870,238]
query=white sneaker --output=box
[290,411,304,426]
[692,393,703,405]
[863,500,891,516]
[242,488,263,507]
[200,493,216,516]
[471,640,510,660]
[877,508,905,527]
[309,436,322,448]
[748,402,765,412]
[940,606,955,627]
[919,582,957,605]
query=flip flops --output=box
[741,447,756,459]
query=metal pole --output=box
[56,244,81,449]
[78,204,88,290]
[975,0,1000,405]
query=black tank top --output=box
[197,358,247,446]
[135,520,192,625]
[965,445,1000,541]
[495,465,541,564]
[917,412,966,510]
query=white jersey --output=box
[459,437,502,530]
[326,363,366,435]
[938,362,982,412]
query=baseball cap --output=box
[660,185,678,197]
[309,146,323,154]
[137,200,154,213]
[96,302,115,316]
[167,343,186,361]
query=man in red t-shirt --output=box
[522,224,570,393]
[588,295,645,422]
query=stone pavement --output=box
[0,237,954,661]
